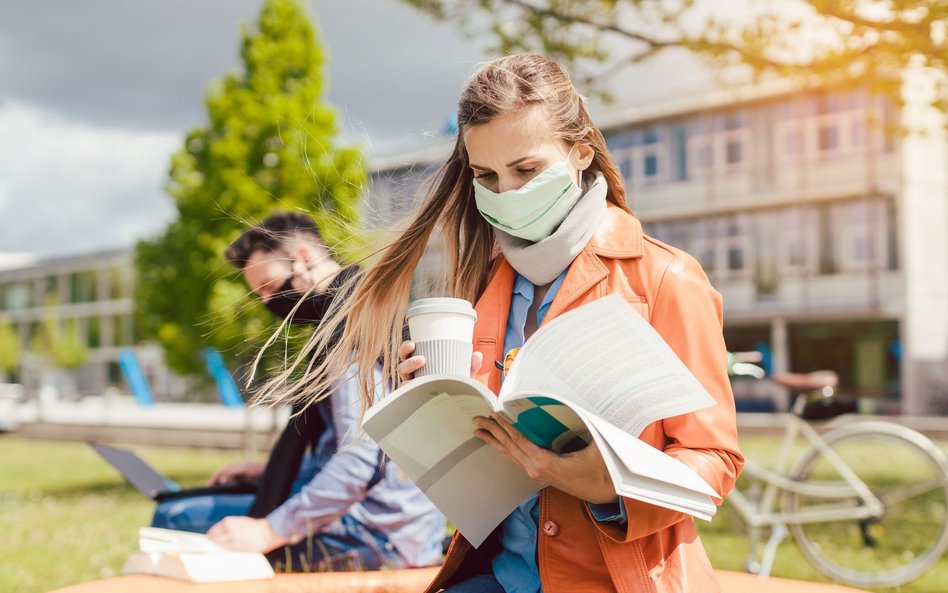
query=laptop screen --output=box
[90,443,180,499]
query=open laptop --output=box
[90,442,257,501]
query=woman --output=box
[268,54,743,593]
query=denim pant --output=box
[151,495,403,572]
[151,492,255,534]
[267,514,405,573]
[441,574,507,593]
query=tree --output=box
[136,0,365,376]
[0,318,19,378]
[402,0,947,111]
[30,305,89,371]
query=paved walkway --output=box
[47,567,873,593]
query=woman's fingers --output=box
[396,341,424,381]
[470,351,483,377]
[397,355,425,381]
[397,340,416,361]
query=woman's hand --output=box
[207,516,287,553]
[473,412,618,504]
[396,340,425,382]
[207,460,266,486]
[396,340,484,382]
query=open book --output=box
[363,293,720,547]
[121,527,274,582]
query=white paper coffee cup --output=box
[406,297,477,378]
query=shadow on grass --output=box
[23,469,219,499]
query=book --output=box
[121,527,274,582]
[362,293,720,547]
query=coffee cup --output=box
[406,297,477,378]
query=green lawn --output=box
[699,436,948,593]
[2,434,947,593]
[0,436,246,593]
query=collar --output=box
[587,203,644,259]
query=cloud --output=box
[0,0,488,141]
[0,101,180,256]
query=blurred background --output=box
[0,0,946,591]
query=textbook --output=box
[121,527,274,582]
[362,293,721,547]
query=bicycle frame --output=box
[729,415,885,528]
[726,395,885,576]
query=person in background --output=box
[158,212,446,572]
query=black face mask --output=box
[264,275,333,326]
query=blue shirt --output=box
[492,272,626,593]
[266,366,446,568]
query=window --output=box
[818,204,838,275]
[694,218,718,274]
[70,270,97,303]
[686,136,713,177]
[885,199,899,271]
[726,140,742,165]
[4,283,31,310]
[851,119,867,146]
[686,111,748,174]
[785,129,803,155]
[818,125,839,151]
[87,316,101,348]
[110,266,129,300]
[778,207,816,273]
[613,149,633,184]
[622,126,667,187]
[116,315,135,346]
[840,199,882,270]
[724,214,750,275]
[671,125,688,181]
[644,154,658,177]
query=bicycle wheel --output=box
[785,421,948,588]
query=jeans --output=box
[151,493,255,534]
[441,574,507,593]
[267,514,406,573]
[152,495,404,572]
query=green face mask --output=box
[473,149,582,242]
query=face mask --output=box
[264,275,332,326]
[473,146,582,242]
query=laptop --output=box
[90,443,258,501]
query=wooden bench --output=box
[46,567,873,593]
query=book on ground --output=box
[362,293,720,547]
[121,527,274,582]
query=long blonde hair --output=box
[256,53,631,413]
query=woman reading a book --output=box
[266,54,743,593]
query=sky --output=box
[0,0,731,259]
[0,0,494,257]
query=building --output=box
[363,73,948,416]
[0,249,184,399]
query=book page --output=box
[139,527,223,554]
[362,375,540,547]
[579,412,717,521]
[502,293,715,436]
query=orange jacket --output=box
[424,204,744,593]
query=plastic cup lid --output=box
[406,297,477,321]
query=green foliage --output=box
[0,318,19,373]
[401,0,948,112]
[135,0,365,375]
[30,304,89,371]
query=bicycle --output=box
[726,369,948,588]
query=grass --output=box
[2,434,947,593]
[697,435,948,593]
[0,436,245,593]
